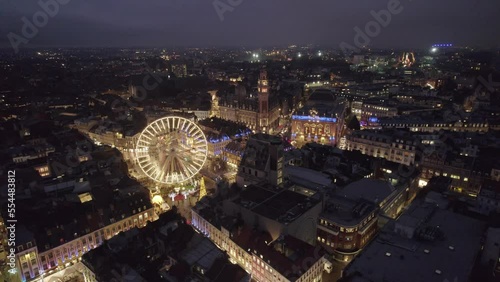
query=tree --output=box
[347,115,361,131]
[345,107,352,117]
[198,177,207,201]
[452,88,472,105]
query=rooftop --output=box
[82,211,247,282]
[205,257,249,282]
[321,196,377,227]
[308,89,336,103]
[479,179,500,199]
[230,226,324,280]
[285,166,333,188]
[198,117,251,137]
[223,140,246,155]
[239,134,282,170]
[338,179,396,206]
[180,236,224,271]
[296,98,346,119]
[481,228,500,271]
[250,133,283,144]
[234,184,321,223]
[343,201,486,282]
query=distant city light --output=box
[298,53,302,58]
[431,47,438,53]
[432,44,453,47]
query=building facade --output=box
[361,102,398,121]
[345,131,418,166]
[419,151,483,196]
[317,197,379,262]
[237,134,284,187]
[14,207,155,282]
[291,90,347,147]
[222,140,246,167]
[191,208,327,282]
[215,70,281,134]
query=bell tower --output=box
[258,69,269,132]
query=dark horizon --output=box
[1,0,499,51]
[1,45,498,52]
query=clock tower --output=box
[258,69,269,132]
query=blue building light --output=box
[292,115,337,123]
[432,43,453,47]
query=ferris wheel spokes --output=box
[136,116,208,185]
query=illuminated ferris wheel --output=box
[135,116,208,184]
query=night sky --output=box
[1,0,499,49]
